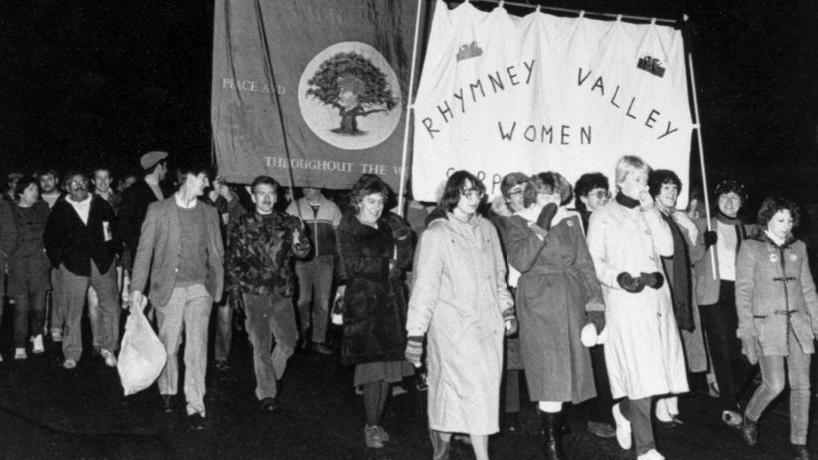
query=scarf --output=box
[660,212,693,331]
[615,192,640,209]
[715,210,742,226]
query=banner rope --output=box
[463,0,678,25]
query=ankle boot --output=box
[429,429,451,460]
[741,412,758,447]
[540,410,565,460]
[793,444,810,460]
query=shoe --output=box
[161,395,174,413]
[792,443,811,460]
[260,397,277,413]
[312,342,332,355]
[539,410,565,460]
[741,412,758,447]
[391,384,408,397]
[637,448,665,460]
[188,413,206,431]
[372,425,390,443]
[14,348,27,360]
[612,402,633,450]
[721,410,742,429]
[31,335,44,354]
[62,359,77,369]
[587,420,616,438]
[100,349,117,367]
[364,425,384,448]
[51,328,63,343]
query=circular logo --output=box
[299,42,402,150]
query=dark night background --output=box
[1,0,816,205]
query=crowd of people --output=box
[0,151,816,460]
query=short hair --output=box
[574,172,609,213]
[648,169,683,198]
[62,169,86,185]
[614,155,650,187]
[250,175,279,193]
[14,177,39,200]
[500,172,537,209]
[92,166,112,177]
[714,179,748,205]
[439,170,485,213]
[349,174,391,211]
[532,171,573,205]
[175,163,212,187]
[38,169,59,181]
[757,196,800,230]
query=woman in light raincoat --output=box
[586,156,688,460]
[406,170,515,460]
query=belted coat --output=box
[735,236,818,356]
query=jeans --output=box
[88,266,124,350]
[699,281,756,411]
[156,284,213,416]
[745,329,812,445]
[49,267,65,332]
[60,262,119,361]
[244,293,298,400]
[295,255,334,343]
[7,256,50,347]
[213,301,233,363]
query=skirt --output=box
[353,360,414,387]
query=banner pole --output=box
[254,0,300,219]
[687,51,717,279]
[396,0,424,217]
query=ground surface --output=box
[0,307,807,460]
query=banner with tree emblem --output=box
[212,0,423,189]
[412,1,693,205]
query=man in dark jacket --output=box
[227,176,309,411]
[116,151,169,270]
[44,171,119,370]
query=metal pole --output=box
[396,0,424,217]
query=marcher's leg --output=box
[699,303,741,412]
[59,265,89,363]
[363,381,382,426]
[49,268,65,338]
[13,291,30,349]
[538,401,564,460]
[311,255,334,344]
[244,294,277,400]
[269,296,298,379]
[89,262,120,353]
[743,354,785,446]
[87,286,101,350]
[504,369,521,414]
[786,331,811,446]
[181,285,213,416]
[470,434,490,460]
[628,397,655,456]
[294,260,314,341]
[429,429,452,460]
[213,302,233,364]
[156,288,186,396]
[29,290,46,343]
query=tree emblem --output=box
[305,52,398,136]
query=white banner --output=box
[412,1,693,204]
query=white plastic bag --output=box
[117,302,167,396]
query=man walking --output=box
[227,176,310,411]
[44,171,119,369]
[130,164,223,430]
[286,187,341,354]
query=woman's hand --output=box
[740,336,760,365]
[638,190,654,210]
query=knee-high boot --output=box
[429,428,451,460]
[540,410,565,460]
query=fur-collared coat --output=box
[336,212,413,366]
[735,235,818,356]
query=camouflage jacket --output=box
[226,211,310,298]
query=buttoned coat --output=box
[693,217,754,305]
[735,236,818,356]
[506,211,601,403]
[586,201,689,399]
[131,197,224,307]
[407,213,512,435]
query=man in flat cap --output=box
[116,151,169,272]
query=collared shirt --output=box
[66,195,92,225]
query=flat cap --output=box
[140,150,168,170]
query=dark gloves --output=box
[405,335,424,366]
[617,272,645,293]
[386,213,413,241]
[639,271,665,289]
[704,230,717,247]
[536,203,559,230]
[586,310,605,331]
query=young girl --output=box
[736,197,818,460]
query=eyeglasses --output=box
[590,190,611,200]
[68,179,88,189]
[507,188,524,197]
[460,188,484,200]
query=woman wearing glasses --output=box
[406,170,515,460]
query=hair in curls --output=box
[714,179,748,205]
[532,171,573,206]
[439,170,485,213]
[648,169,682,198]
[500,172,537,209]
[574,172,609,213]
[757,196,800,230]
[349,174,391,213]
